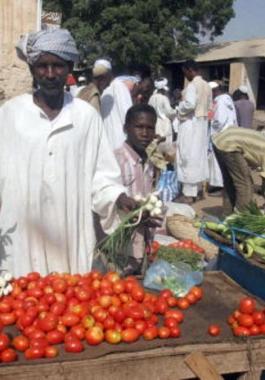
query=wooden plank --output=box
[184,351,224,380]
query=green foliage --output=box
[42,0,235,71]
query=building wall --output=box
[0,0,40,100]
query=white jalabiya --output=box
[177,76,211,196]
[149,92,176,146]
[101,78,133,150]
[0,93,125,277]
[209,93,238,187]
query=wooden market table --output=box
[0,272,265,380]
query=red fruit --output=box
[12,335,29,352]
[165,310,184,323]
[0,312,16,326]
[46,330,65,345]
[25,347,45,360]
[233,326,250,336]
[239,297,256,315]
[0,333,10,352]
[121,328,139,343]
[177,297,190,310]
[61,313,80,327]
[105,329,122,344]
[134,320,147,335]
[208,324,221,336]
[143,326,158,340]
[158,326,171,339]
[238,314,254,328]
[0,348,17,363]
[131,287,145,302]
[170,326,181,338]
[45,345,59,358]
[249,324,260,336]
[252,311,265,326]
[190,286,203,300]
[164,317,178,329]
[29,337,48,349]
[85,326,104,345]
[71,325,86,341]
[159,289,173,299]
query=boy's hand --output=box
[116,193,137,213]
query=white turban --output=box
[154,78,168,91]
[239,85,248,94]
[208,81,219,89]
[92,59,112,77]
[16,29,79,65]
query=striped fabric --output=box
[213,127,265,177]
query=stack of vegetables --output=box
[197,203,265,261]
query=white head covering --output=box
[16,29,79,65]
[239,85,248,94]
[154,78,168,91]
[208,81,219,89]
[92,59,112,77]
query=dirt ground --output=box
[192,172,264,220]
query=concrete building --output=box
[165,38,265,127]
[0,0,41,100]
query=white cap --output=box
[154,78,168,91]
[92,59,112,77]
[208,81,219,89]
[239,85,248,94]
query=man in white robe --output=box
[0,29,135,277]
[176,60,212,203]
[101,76,140,150]
[208,81,238,189]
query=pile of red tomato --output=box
[227,297,265,336]
[0,271,203,363]
[150,239,205,256]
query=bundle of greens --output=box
[96,193,163,271]
[157,245,203,271]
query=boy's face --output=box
[125,112,156,153]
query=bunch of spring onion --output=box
[96,193,163,270]
[0,272,13,297]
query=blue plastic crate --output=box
[201,230,265,300]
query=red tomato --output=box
[249,325,260,336]
[45,345,59,358]
[190,286,203,301]
[12,335,29,352]
[238,314,254,327]
[30,337,48,349]
[124,305,144,321]
[0,333,10,352]
[134,320,147,335]
[233,326,250,336]
[0,301,12,313]
[85,326,104,345]
[27,272,40,282]
[25,347,45,360]
[123,317,135,328]
[155,299,168,314]
[159,289,173,299]
[259,324,265,334]
[177,298,190,310]
[170,326,181,338]
[167,296,178,308]
[105,271,120,284]
[105,329,122,344]
[75,288,91,302]
[239,297,256,314]
[131,287,145,302]
[158,326,171,339]
[52,278,67,293]
[227,315,237,326]
[208,324,221,337]
[164,317,178,329]
[121,328,139,343]
[165,310,184,323]
[113,309,126,323]
[151,241,160,254]
[39,315,58,332]
[71,325,86,340]
[113,280,125,295]
[0,312,16,326]
[50,302,66,316]
[65,339,84,353]
[82,315,95,329]
[93,308,108,323]
[186,292,197,305]
[0,348,17,363]
[143,326,158,340]
[252,311,265,326]
[61,313,80,327]
[46,330,65,345]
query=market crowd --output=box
[0,28,265,277]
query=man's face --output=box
[94,72,112,93]
[182,67,194,82]
[125,112,156,153]
[31,53,70,96]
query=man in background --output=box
[176,60,212,204]
[233,85,255,129]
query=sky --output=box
[217,0,265,42]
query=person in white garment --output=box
[176,60,212,204]
[148,78,176,147]
[208,81,238,192]
[0,28,137,277]
[101,75,141,150]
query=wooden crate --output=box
[0,272,264,380]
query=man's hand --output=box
[116,193,137,213]
[142,214,163,228]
